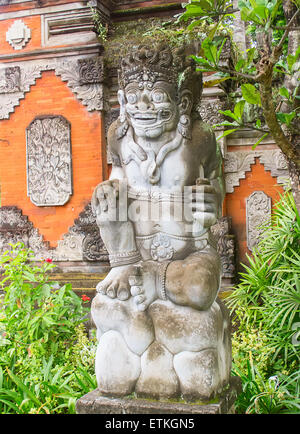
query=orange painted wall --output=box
[224,157,284,269]
[0,70,107,248]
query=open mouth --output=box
[132,110,171,124]
[134,114,157,121]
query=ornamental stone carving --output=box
[0,67,21,94]
[211,217,236,279]
[90,44,232,402]
[224,150,290,193]
[0,205,108,263]
[26,116,73,206]
[0,206,50,260]
[246,191,271,251]
[78,57,104,85]
[6,20,31,50]
[0,57,105,120]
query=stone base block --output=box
[76,376,241,415]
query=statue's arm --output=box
[202,126,225,218]
[107,120,126,181]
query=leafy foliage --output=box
[227,192,300,413]
[0,244,97,414]
[180,0,300,154]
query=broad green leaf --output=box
[234,100,246,120]
[217,129,238,140]
[253,5,269,22]
[235,58,246,71]
[203,76,231,87]
[241,83,261,106]
[201,38,218,64]
[219,109,240,122]
[252,132,269,149]
[187,19,205,30]
[279,87,290,100]
[276,111,296,126]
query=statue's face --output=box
[123,80,179,139]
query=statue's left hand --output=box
[190,182,219,228]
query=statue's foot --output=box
[96,265,135,301]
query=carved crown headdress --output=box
[118,44,202,102]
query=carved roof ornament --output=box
[6,20,31,50]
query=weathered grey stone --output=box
[92,293,154,356]
[76,376,242,414]
[95,330,141,397]
[149,300,223,354]
[174,349,220,401]
[90,44,233,401]
[135,342,179,399]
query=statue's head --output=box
[118,44,202,140]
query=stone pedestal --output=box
[76,376,241,415]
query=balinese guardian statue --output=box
[91,45,231,401]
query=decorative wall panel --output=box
[26,115,72,206]
[246,191,271,251]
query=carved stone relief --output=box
[0,206,51,260]
[6,20,31,50]
[197,98,227,127]
[224,150,289,193]
[26,116,73,206]
[0,57,105,120]
[54,203,108,262]
[78,57,104,85]
[0,205,108,263]
[0,67,21,93]
[211,217,236,279]
[246,191,271,251]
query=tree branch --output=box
[214,65,256,82]
[259,80,300,170]
[275,8,300,54]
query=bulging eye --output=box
[126,93,137,104]
[152,91,165,103]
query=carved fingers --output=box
[190,184,218,228]
[91,179,120,221]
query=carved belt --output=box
[135,231,216,262]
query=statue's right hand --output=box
[91,179,120,219]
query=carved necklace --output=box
[123,126,183,185]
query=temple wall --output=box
[0,0,289,284]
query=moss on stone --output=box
[103,17,205,68]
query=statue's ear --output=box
[118,89,126,122]
[179,89,193,116]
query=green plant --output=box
[227,192,300,413]
[0,243,97,414]
[89,6,108,43]
[180,1,300,217]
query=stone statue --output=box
[91,45,231,401]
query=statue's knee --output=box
[185,254,220,310]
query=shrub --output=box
[227,192,300,414]
[0,243,97,414]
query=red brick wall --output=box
[0,70,107,247]
[224,156,284,268]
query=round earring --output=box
[178,114,192,139]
